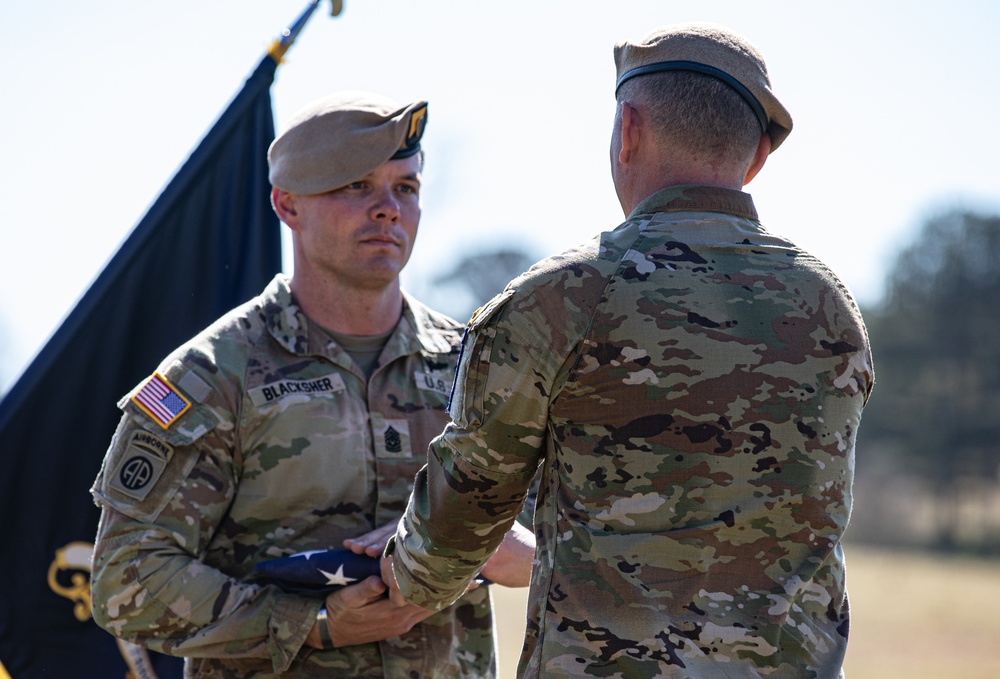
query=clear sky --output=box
[1,0,998,392]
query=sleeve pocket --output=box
[448,288,516,427]
[94,403,219,523]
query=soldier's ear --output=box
[618,101,641,165]
[271,187,302,230]
[742,132,771,186]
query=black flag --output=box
[0,53,282,678]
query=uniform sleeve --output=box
[90,383,317,673]
[392,287,567,609]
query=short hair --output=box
[618,70,762,169]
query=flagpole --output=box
[268,0,343,64]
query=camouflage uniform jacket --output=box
[90,274,495,678]
[393,186,875,678]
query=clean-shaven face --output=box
[291,153,422,291]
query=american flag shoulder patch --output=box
[132,373,191,429]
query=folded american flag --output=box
[256,548,490,596]
[256,549,380,595]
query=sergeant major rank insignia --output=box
[384,426,403,454]
[370,414,412,458]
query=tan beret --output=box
[614,23,792,152]
[268,91,428,194]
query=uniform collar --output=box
[261,274,456,362]
[629,185,759,222]
[261,275,312,356]
[394,292,460,357]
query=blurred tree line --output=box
[420,247,540,323]
[853,209,1000,555]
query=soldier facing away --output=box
[383,23,875,679]
[89,91,532,678]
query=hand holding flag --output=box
[256,548,490,596]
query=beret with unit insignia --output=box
[268,91,428,195]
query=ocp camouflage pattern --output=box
[90,274,497,678]
[394,186,874,678]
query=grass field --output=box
[490,543,1000,678]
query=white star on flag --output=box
[320,565,358,587]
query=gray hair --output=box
[618,70,761,169]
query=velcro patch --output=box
[132,373,191,429]
[109,430,174,501]
[177,370,212,403]
[248,373,346,407]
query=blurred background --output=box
[2,1,999,677]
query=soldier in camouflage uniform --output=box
[384,24,875,679]
[90,92,531,678]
